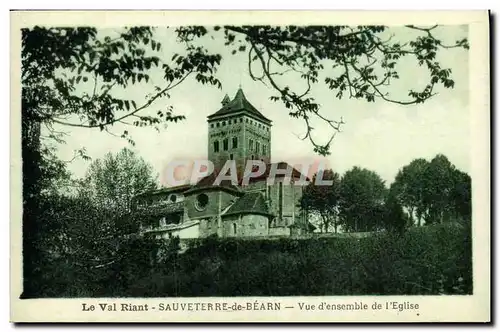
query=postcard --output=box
[10,10,490,323]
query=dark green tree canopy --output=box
[301,169,341,233]
[392,154,471,226]
[338,166,387,232]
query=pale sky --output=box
[51,25,470,187]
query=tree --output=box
[21,26,214,294]
[78,148,159,233]
[392,158,429,226]
[392,154,471,226]
[338,167,387,232]
[300,170,341,233]
[421,154,460,224]
[178,25,468,154]
[383,184,410,234]
[449,169,472,223]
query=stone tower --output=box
[207,88,272,177]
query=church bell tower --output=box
[207,88,272,178]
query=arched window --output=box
[169,194,177,203]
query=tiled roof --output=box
[223,192,272,217]
[207,88,272,124]
[183,172,242,195]
[238,161,310,185]
[135,184,192,198]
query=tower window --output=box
[228,119,231,124]
[210,123,214,128]
[222,121,226,126]
[223,138,229,151]
[214,141,219,153]
[240,118,243,123]
[246,118,249,123]
[249,139,254,151]
[233,223,237,235]
[256,142,260,154]
[232,137,238,149]
[216,122,220,128]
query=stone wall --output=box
[267,179,305,228]
[222,214,269,237]
[269,226,290,236]
[184,189,240,237]
[208,116,246,174]
[198,217,218,238]
[243,115,271,165]
[208,115,271,176]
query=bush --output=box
[29,223,472,297]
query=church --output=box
[133,88,314,240]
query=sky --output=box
[51,25,470,187]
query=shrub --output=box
[31,223,472,297]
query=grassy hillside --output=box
[126,223,472,297]
[33,222,471,297]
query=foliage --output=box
[22,26,221,135]
[300,169,341,233]
[392,158,429,226]
[27,223,472,297]
[392,154,471,226]
[383,185,410,234]
[21,147,159,298]
[79,147,159,217]
[338,166,387,232]
[179,25,468,154]
[23,25,468,158]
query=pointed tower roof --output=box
[221,94,230,106]
[208,88,272,124]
